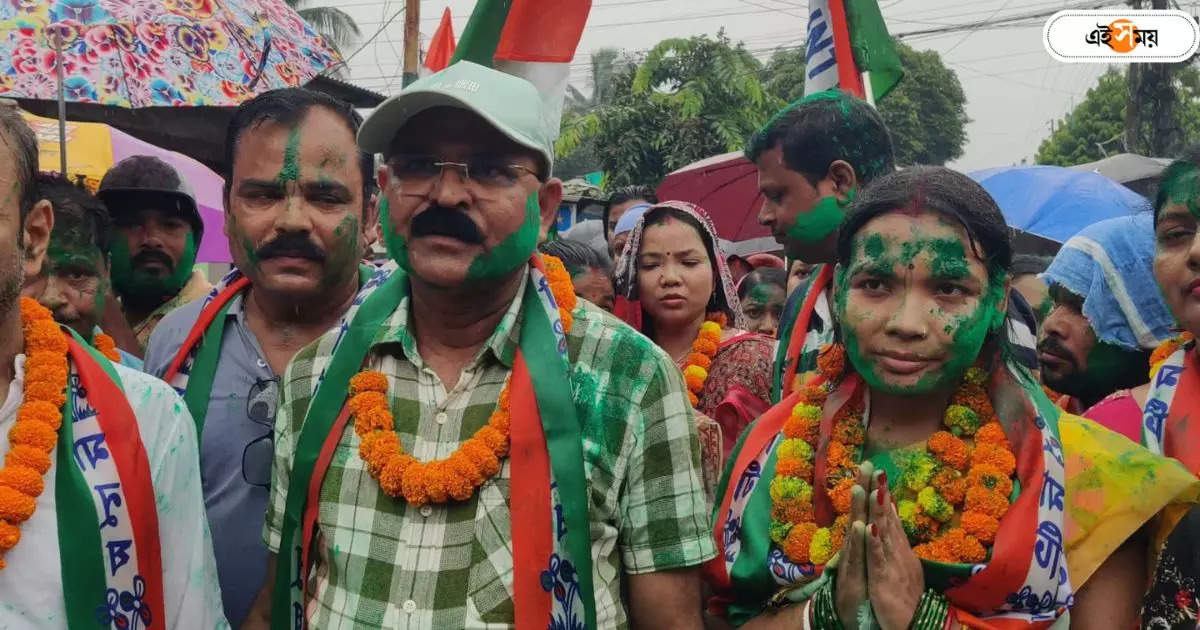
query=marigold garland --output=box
[92,333,121,362]
[769,345,1018,567]
[0,298,68,569]
[1151,332,1194,368]
[350,255,577,506]
[680,313,726,408]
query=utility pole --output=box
[1125,0,1181,156]
[402,0,421,87]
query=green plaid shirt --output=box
[264,273,715,629]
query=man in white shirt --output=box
[0,106,226,629]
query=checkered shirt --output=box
[264,273,716,629]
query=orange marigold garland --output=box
[92,333,121,362]
[769,349,1019,567]
[680,313,726,408]
[0,298,68,569]
[350,255,575,506]
[1150,332,1194,368]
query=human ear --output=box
[536,178,564,244]
[21,199,53,279]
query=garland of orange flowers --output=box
[1151,332,1195,368]
[769,344,1018,566]
[351,255,578,506]
[0,298,69,568]
[680,312,727,408]
[92,333,121,362]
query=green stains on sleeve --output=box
[466,191,540,281]
[277,126,302,183]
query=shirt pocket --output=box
[466,474,515,625]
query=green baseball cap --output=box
[358,61,554,174]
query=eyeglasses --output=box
[242,377,279,489]
[387,154,539,199]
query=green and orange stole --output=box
[772,266,833,403]
[60,330,165,630]
[270,258,599,630]
[709,361,1198,629]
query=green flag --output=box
[846,0,904,102]
[451,0,513,66]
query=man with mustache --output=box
[1038,214,1175,439]
[142,88,378,628]
[97,155,213,355]
[22,174,141,369]
[243,61,713,629]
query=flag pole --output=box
[53,29,67,178]
[402,0,421,86]
[862,71,875,107]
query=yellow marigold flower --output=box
[769,520,794,544]
[918,486,953,522]
[683,365,709,393]
[9,419,56,453]
[769,476,813,503]
[0,521,18,550]
[964,366,988,386]
[0,486,35,522]
[791,403,822,422]
[944,404,983,437]
[4,445,50,475]
[777,438,814,462]
[0,465,43,497]
[903,452,939,492]
[809,527,835,565]
[349,371,389,395]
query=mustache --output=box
[256,233,326,262]
[132,249,174,270]
[410,206,484,244]
[1037,337,1077,368]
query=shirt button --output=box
[402,599,417,614]
[435,412,448,425]
[419,505,433,517]
[256,358,267,368]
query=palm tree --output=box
[284,0,361,68]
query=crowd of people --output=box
[2,58,1200,630]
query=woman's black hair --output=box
[738,267,787,301]
[836,166,1012,275]
[835,166,1014,357]
[635,205,734,331]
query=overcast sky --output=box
[318,0,1200,172]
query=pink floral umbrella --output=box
[0,0,342,107]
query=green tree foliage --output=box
[760,43,968,165]
[1036,67,1200,165]
[557,33,784,187]
[285,0,360,59]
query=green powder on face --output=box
[378,196,412,272]
[927,237,970,279]
[110,231,198,298]
[277,126,302,183]
[466,191,541,281]
[862,233,886,260]
[322,214,360,289]
[786,193,850,244]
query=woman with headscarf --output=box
[705,167,1198,630]
[614,201,774,498]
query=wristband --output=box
[802,599,813,630]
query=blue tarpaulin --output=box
[969,165,1153,243]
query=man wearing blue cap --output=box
[246,61,713,630]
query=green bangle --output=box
[909,590,949,630]
[813,581,845,630]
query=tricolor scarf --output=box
[58,331,164,630]
[1143,342,1200,473]
[773,265,834,402]
[162,266,375,435]
[707,362,1078,628]
[269,257,597,630]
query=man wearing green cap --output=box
[245,61,714,630]
[97,155,213,354]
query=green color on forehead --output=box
[466,191,540,280]
[851,224,971,280]
[48,239,103,271]
[277,126,302,182]
[746,283,779,304]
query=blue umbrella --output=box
[969,165,1153,243]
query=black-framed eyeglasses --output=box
[241,377,279,489]
[386,154,539,199]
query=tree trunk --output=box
[1125,0,1182,156]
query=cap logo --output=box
[431,79,481,93]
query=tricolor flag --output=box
[452,0,592,136]
[422,7,457,75]
[804,0,903,103]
